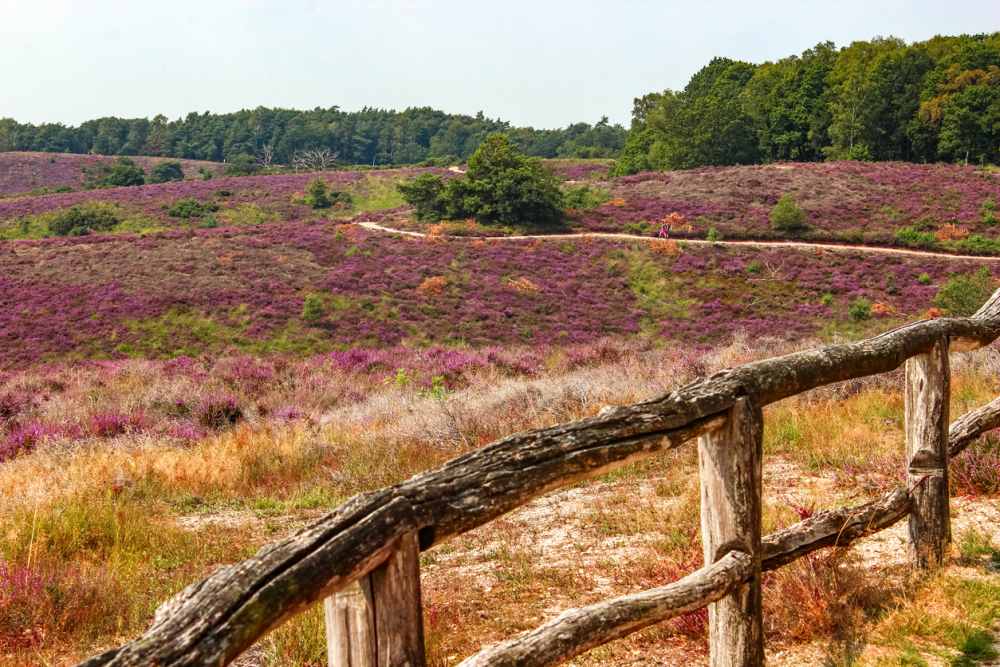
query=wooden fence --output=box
[80,290,1000,667]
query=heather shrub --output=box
[951,436,1000,496]
[198,167,214,180]
[167,198,219,219]
[934,267,995,316]
[148,161,184,184]
[848,297,871,321]
[197,395,243,429]
[48,203,121,236]
[769,194,807,234]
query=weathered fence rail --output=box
[81,290,1000,667]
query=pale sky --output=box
[2,0,999,129]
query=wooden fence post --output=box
[698,397,764,667]
[905,337,951,569]
[326,531,426,667]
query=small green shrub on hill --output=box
[770,194,807,234]
[303,178,353,209]
[167,198,219,219]
[934,268,995,316]
[849,298,872,321]
[48,203,121,236]
[148,161,185,183]
[83,157,146,188]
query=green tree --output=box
[304,178,333,209]
[398,134,564,228]
[148,161,185,183]
[646,58,760,168]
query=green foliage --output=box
[849,297,872,321]
[223,154,260,176]
[895,226,937,249]
[955,234,1000,255]
[48,203,121,236]
[934,267,995,316]
[301,294,327,323]
[398,134,565,228]
[917,273,932,285]
[148,161,184,183]
[304,178,332,209]
[982,198,998,225]
[303,178,352,210]
[820,292,835,306]
[83,157,146,188]
[769,193,808,233]
[397,174,447,221]
[562,185,610,210]
[218,203,275,226]
[615,33,1000,171]
[198,167,214,180]
[167,198,219,219]
[706,227,721,242]
[746,260,763,274]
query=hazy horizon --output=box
[3,0,999,129]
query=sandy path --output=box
[357,221,1000,262]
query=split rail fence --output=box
[81,290,1000,667]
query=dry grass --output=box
[2,340,1000,664]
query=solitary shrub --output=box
[48,203,121,236]
[706,227,721,242]
[934,267,995,316]
[305,178,333,208]
[198,167,214,180]
[148,161,184,183]
[849,298,871,321]
[770,194,807,234]
[301,294,327,323]
[167,198,219,219]
[398,134,564,228]
[917,273,932,285]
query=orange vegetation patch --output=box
[649,239,682,256]
[418,276,448,294]
[871,302,897,317]
[935,223,969,241]
[504,276,541,293]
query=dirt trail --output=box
[357,221,1000,262]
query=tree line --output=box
[0,106,625,166]
[614,32,1000,174]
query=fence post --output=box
[905,337,951,569]
[698,397,764,667]
[326,531,426,667]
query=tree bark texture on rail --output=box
[80,290,1000,667]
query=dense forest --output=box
[0,107,625,166]
[615,32,1000,173]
